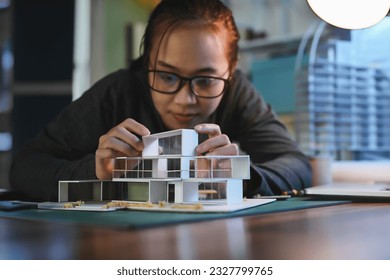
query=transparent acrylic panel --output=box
[194,158,212,178]
[113,158,155,179]
[158,134,182,155]
[64,181,99,202]
[140,159,153,178]
[102,181,130,200]
[59,181,132,202]
[198,181,227,202]
[212,158,232,178]
[167,158,181,178]
[189,156,250,179]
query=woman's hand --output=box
[194,123,238,178]
[95,118,150,179]
[194,123,238,156]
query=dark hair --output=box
[140,0,240,74]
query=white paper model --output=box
[58,129,250,205]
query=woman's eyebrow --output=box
[156,61,218,75]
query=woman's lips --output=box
[172,113,197,123]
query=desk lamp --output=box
[307,0,390,29]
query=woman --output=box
[10,0,312,201]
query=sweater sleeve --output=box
[9,70,128,201]
[9,145,97,202]
[219,70,312,197]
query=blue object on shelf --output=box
[251,55,296,114]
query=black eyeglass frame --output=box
[146,70,230,99]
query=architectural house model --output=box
[58,129,250,207]
[46,129,276,212]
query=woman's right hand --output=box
[95,118,150,179]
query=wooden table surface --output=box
[1,202,390,260]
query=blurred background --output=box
[1,0,390,190]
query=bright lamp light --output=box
[307,0,390,29]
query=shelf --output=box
[239,34,302,53]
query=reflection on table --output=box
[1,202,390,259]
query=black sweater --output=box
[9,59,312,201]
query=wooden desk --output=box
[1,202,390,259]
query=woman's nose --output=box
[173,82,197,104]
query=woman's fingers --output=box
[95,118,150,179]
[194,123,221,138]
[98,131,142,156]
[195,123,238,156]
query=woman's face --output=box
[148,25,230,130]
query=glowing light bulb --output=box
[307,0,390,29]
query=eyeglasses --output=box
[147,70,229,99]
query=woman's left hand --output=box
[194,123,238,156]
